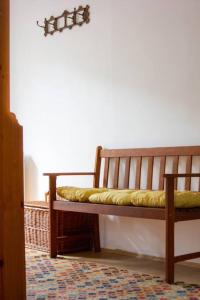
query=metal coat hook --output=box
[36,5,90,37]
[36,21,45,28]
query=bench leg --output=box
[165,214,175,283]
[93,214,101,252]
[49,176,57,258]
[165,176,175,284]
[49,210,58,258]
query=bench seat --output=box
[57,186,200,208]
[54,199,200,221]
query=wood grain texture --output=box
[93,146,102,188]
[100,146,200,158]
[165,176,175,284]
[185,156,192,190]
[113,157,120,188]
[164,173,200,178]
[0,0,26,298]
[174,252,200,263]
[124,157,131,188]
[92,214,101,252]
[135,157,142,189]
[54,200,165,220]
[147,157,154,190]
[49,176,57,258]
[0,2,5,287]
[90,146,102,253]
[103,158,109,188]
[44,172,95,176]
[172,156,179,189]
[54,200,200,221]
[159,156,166,190]
[175,208,200,221]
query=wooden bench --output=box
[44,145,200,284]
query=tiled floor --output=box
[63,249,200,284]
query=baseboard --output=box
[101,248,200,269]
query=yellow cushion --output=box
[57,186,200,208]
[57,186,108,202]
[89,190,133,205]
[130,190,200,208]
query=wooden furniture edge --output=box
[164,173,200,178]
[24,201,48,209]
[43,172,95,176]
[100,146,200,158]
[53,201,166,219]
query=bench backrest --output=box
[94,146,200,191]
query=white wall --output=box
[10,0,200,259]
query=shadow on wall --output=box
[24,156,39,202]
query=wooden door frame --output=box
[0,0,26,298]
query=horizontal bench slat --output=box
[100,146,200,158]
[174,252,200,263]
[44,172,95,176]
[54,201,165,220]
[175,208,200,221]
[54,201,200,222]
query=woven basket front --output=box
[24,201,94,253]
[24,204,49,252]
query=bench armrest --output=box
[164,173,200,178]
[43,172,95,177]
[44,172,96,205]
[164,173,200,215]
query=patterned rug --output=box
[26,250,200,300]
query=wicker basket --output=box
[24,202,49,251]
[24,201,94,253]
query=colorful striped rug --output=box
[26,250,200,299]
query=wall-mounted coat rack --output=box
[37,5,90,37]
